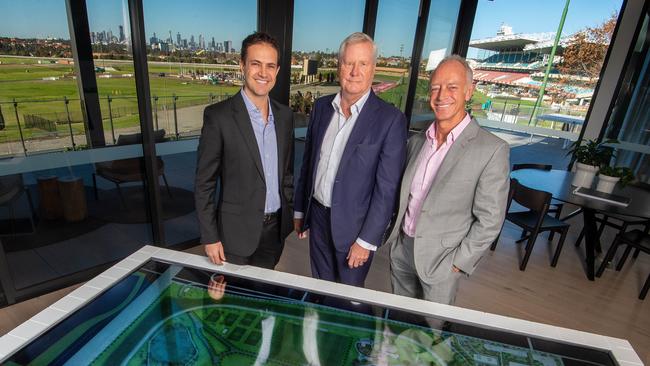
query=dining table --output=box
[510,169,650,280]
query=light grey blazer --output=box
[386,118,510,284]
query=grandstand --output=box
[469,24,592,100]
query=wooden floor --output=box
[2,211,649,363]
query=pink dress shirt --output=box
[402,114,472,237]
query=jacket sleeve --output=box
[453,141,510,274]
[194,107,223,244]
[358,111,408,247]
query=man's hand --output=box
[452,265,463,273]
[347,242,370,269]
[205,242,226,265]
[294,218,308,239]
[207,274,227,301]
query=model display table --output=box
[0,246,642,365]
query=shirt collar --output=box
[426,113,472,145]
[241,88,274,123]
[332,89,372,116]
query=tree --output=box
[559,13,617,85]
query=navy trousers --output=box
[308,199,374,287]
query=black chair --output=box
[500,180,571,271]
[512,164,564,240]
[575,214,650,255]
[596,229,650,300]
[93,129,172,206]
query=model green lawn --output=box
[91,280,562,365]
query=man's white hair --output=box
[338,32,378,63]
[432,54,473,86]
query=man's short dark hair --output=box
[240,32,280,63]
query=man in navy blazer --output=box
[294,32,407,287]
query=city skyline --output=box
[0,0,624,57]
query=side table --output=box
[58,176,87,222]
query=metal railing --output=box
[0,93,231,156]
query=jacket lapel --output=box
[272,100,286,186]
[338,91,381,168]
[428,119,480,190]
[232,92,265,183]
[310,98,335,183]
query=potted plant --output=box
[567,139,616,188]
[596,166,635,193]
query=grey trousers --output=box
[390,231,463,306]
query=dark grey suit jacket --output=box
[194,92,294,257]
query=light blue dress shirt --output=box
[241,90,281,214]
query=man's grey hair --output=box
[431,54,473,86]
[338,32,378,63]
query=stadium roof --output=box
[523,36,572,53]
[470,32,556,51]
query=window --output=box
[606,11,650,183]
[0,1,81,155]
[290,0,365,125]
[0,0,152,306]
[373,0,419,111]
[409,0,462,124]
[142,0,257,247]
[87,0,140,146]
[466,0,623,165]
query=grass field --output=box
[0,56,239,143]
[0,55,581,148]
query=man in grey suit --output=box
[195,32,294,269]
[386,55,510,305]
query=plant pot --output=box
[572,162,599,188]
[596,174,620,194]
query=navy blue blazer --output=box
[295,91,407,252]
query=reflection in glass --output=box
[373,0,419,112]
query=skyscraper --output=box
[224,40,232,54]
[118,25,125,42]
[211,37,215,49]
[177,32,181,47]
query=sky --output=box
[0,0,624,57]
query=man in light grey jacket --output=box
[386,55,510,305]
